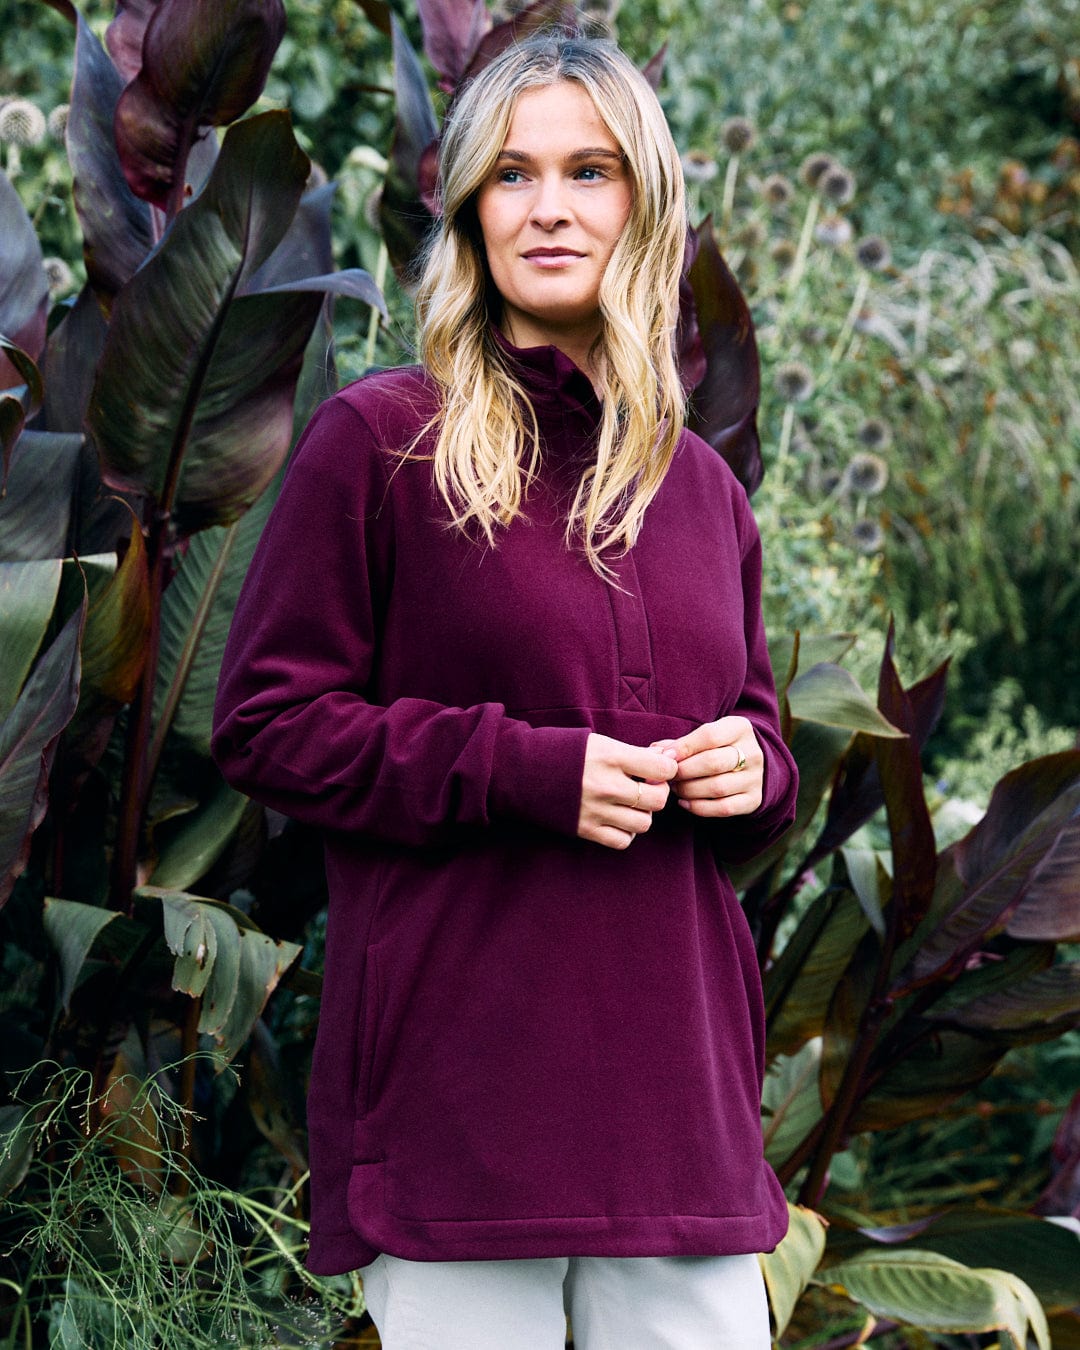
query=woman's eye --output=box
[495,168,525,185]
[575,166,606,181]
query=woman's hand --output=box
[578,734,678,850]
[653,716,764,818]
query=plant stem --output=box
[364,240,389,370]
[829,272,870,366]
[720,155,740,239]
[787,194,820,294]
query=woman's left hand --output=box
[652,716,763,818]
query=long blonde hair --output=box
[414,32,688,575]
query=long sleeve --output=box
[211,394,590,848]
[708,492,798,865]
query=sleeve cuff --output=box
[488,721,591,837]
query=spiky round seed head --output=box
[736,219,766,248]
[760,173,794,208]
[0,99,47,148]
[855,234,891,272]
[47,104,69,141]
[681,149,718,183]
[770,239,797,268]
[43,256,74,296]
[844,451,889,496]
[820,164,856,204]
[798,152,835,188]
[815,214,853,248]
[851,518,885,554]
[775,360,815,402]
[799,323,828,346]
[856,417,892,450]
[819,467,842,495]
[721,116,756,155]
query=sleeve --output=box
[709,490,799,865]
[211,394,590,848]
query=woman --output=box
[213,30,798,1349]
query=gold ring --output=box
[733,749,747,773]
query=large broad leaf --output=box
[0,173,47,390]
[461,0,576,82]
[42,895,123,1009]
[244,180,336,293]
[86,112,311,533]
[0,594,85,908]
[768,631,857,699]
[816,1249,1050,1349]
[0,431,83,562]
[146,886,301,1064]
[417,0,490,90]
[850,1028,1006,1131]
[1036,1094,1080,1218]
[684,217,762,494]
[928,961,1080,1038]
[380,15,440,278]
[0,559,62,717]
[761,1038,823,1168]
[905,754,1080,987]
[68,15,155,305]
[760,1204,827,1338]
[820,927,879,1110]
[787,662,904,737]
[114,0,286,211]
[79,509,150,706]
[875,623,937,941]
[43,287,109,433]
[832,1208,1080,1313]
[149,779,249,889]
[105,0,162,82]
[0,338,44,485]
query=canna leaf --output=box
[761,1038,823,1169]
[0,338,44,487]
[0,432,83,563]
[0,174,47,391]
[0,559,63,717]
[105,0,162,83]
[149,887,302,1064]
[816,1249,1049,1349]
[788,661,905,737]
[760,1204,828,1337]
[685,217,763,494]
[820,928,879,1110]
[850,1029,1005,1131]
[768,631,857,697]
[43,286,109,434]
[114,0,286,210]
[68,15,154,306]
[78,505,150,706]
[927,961,1080,1037]
[380,15,440,277]
[0,593,86,909]
[149,779,249,890]
[87,112,315,534]
[42,896,123,1009]
[462,0,576,81]
[417,0,490,90]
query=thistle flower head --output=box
[47,104,69,141]
[815,214,853,248]
[855,234,891,272]
[760,173,794,209]
[856,417,892,450]
[820,164,856,204]
[851,518,885,554]
[798,152,835,188]
[770,239,797,268]
[681,149,719,183]
[775,360,815,402]
[736,219,766,249]
[0,98,47,148]
[43,256,75,297]
[844,451,889,496]
[800,323,828,346]
[721,116,756,155]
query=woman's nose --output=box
[529,175,570,228]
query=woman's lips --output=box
[521,248,584,266]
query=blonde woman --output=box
[214,30,798,1350]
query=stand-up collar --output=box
[490,326,601,424]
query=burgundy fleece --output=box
[212,337,798,1275]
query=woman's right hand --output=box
[578,734,679,850]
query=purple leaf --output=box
[68,14,155,306]
[461,0,577,82]
[0,340,43,489]
[676,226,706,395]
[380,15,440,278]
[114,0,286,211]
[0,432,83,563]
[684,217,763,494]
[417,0,490,91]
[243,181,336,295]
[0,172,47,390]
[928,962,1080,1035]
[105,0,162,83]
[1034,1089,1080,1217]
[43,285,109,434]
[641,45,667,93]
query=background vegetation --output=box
[1,0,1078,1345]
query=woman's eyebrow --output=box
[493,148,625,163]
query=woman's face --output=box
[475,80,633,361]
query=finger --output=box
[674,773,751,801]
[613,744,679,783]
[671,718,746,761]
[615,781,669,812]
[677,790,762,818]
[674,745,754,781]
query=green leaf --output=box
[788,661,905,737]
[850,1029,1005,1131]
[0,560,62,717]
[42,896,122,1009]
[147,887,301,1063]
[43,287,108,434]
[760,1204,828,1338]
[0,337,44,481]
[816,1249,1050,1349]
[0,432,83,563]
[820,928,879,1110]
[0,1103,37,1198]
[762,1038,823,1168]
[840,845,889,938]
[0,595,86,909]
[768,631,857,697]
[79,507,150,705]
[149,778,248,890]
[929,961,1080,1036]
[87,112,314,534]
[114,0,286,209]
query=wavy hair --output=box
[413,31,688,576]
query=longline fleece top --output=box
[211,336,799,1275]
